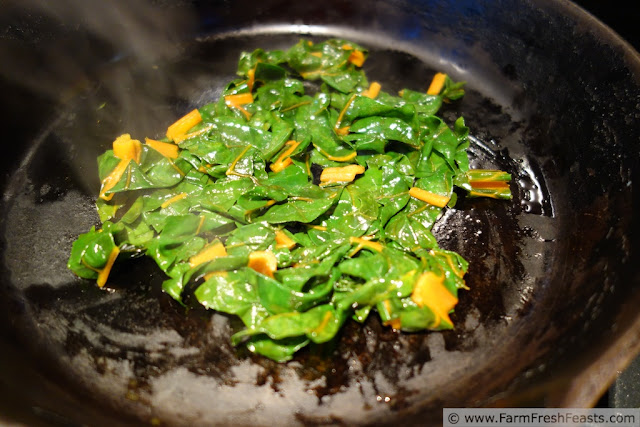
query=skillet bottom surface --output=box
[1,31,556,426]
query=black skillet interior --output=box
[0,0,638,426]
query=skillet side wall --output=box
[442,0,640,404]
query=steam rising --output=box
[1,0,195,101]
[1,0,200,195]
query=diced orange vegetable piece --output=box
[166,109,202,141]
[348,50,365,67]
[113,134,142,163]
[248,250,278,278]
[320,164,365,184]
[426,72,447,95]
[96,246,121,288]
[99,134,142,200]
[275,230,297,250]
[189,241,227,268]
[362,81,381,99]
[409,187,450,208]
[145,137,179,159]
[411,271,458,327]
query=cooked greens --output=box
[68,39,511,362]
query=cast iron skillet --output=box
[0,0,638,425]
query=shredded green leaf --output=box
[68,39,512,362]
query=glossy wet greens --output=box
[68,39,511,362]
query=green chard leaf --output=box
[68,38,512,362]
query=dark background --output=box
[573,1,639,50]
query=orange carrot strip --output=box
[113,134,142,162]
[248,251,278,278]
[308,225,327,231]
[96,246,121,288]
[173,123,214,144]
[270,157,293,173]
[348,50,365,67]
[224,93,254,120]
[275,230,297,250]
[160,192,187,209]
[409,187,450,208]
[270,140,301,173]
[99,161,129,201]
[362,81,381,99]
[224,93,254,106]
[166,109,202,141]
[469,181,510,189]
[247,67,256,92]
[426,72,447,95]
[411,271,458,327]
[189,241,227,268]
[99,134,142,200]
[145,137,179,159]
[320,164,365,184]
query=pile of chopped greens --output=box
[68,39,511,362]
